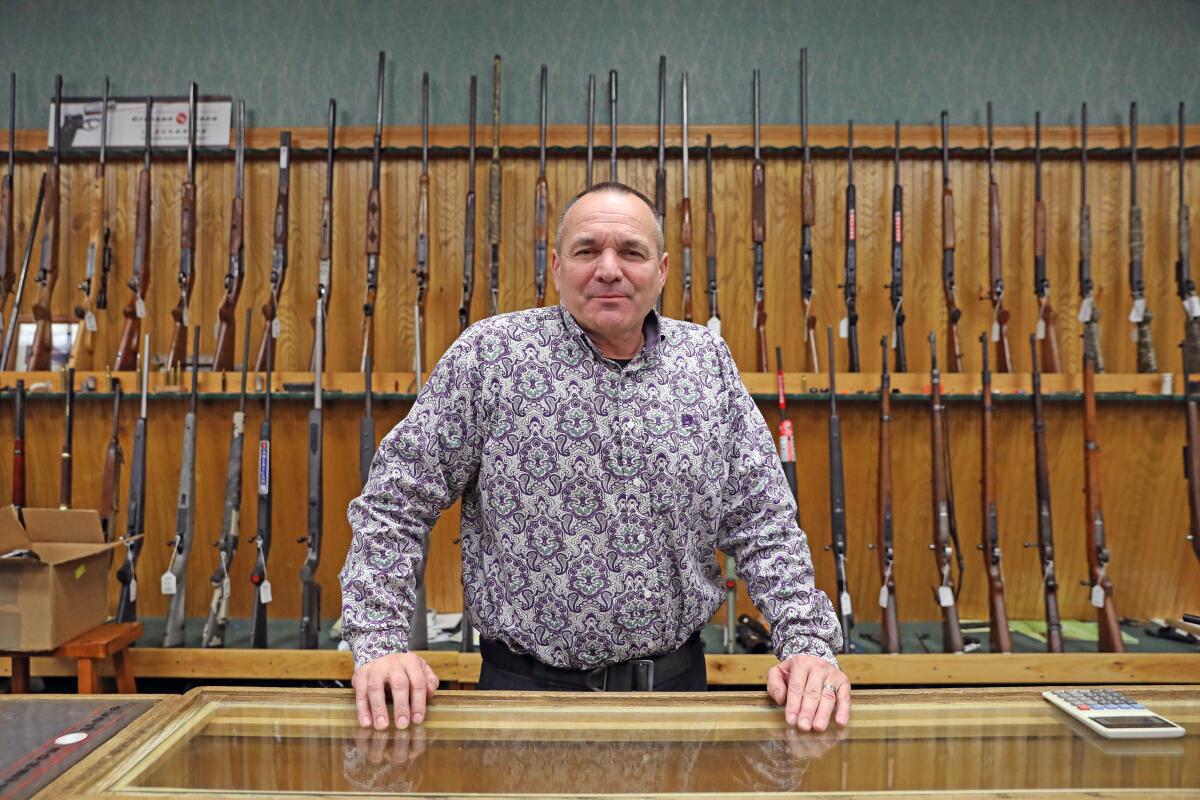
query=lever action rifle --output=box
[751,71,767,372]
[12,379,25,509]
[654,55,666,315]
[1033,111,1062,372]
[99,378,124,542]
[115,335,150,622]
[414,75,429,382]
[872,336,900,652]
[978,333,1012,652]
[534,65,548,309]
[940,111,964,371]
[585,74,595,189]
[887,122,906,372]
[704,135,720,336]
[929,333,964,653]
[360,52,384,373]
[680,73,693,322]
[114,98,153,371]
[985,102,1012,372]
[0,74,15,339]
[29,75,63,371]
[840,121,859,371]
[59,367,74,509]
[68,76,111,370]
[799,50,818,372]
[1082,337,1123,652]
[255,131,291,371]
[1184,346,1200,569]
[1078,103,1103,371]
[459,75,477,332]
[312,99,336,371]
[166,84,198,371]
[608,69,618,182]
[212,99,245,371]
[1177,102,1200,372]
[249,332,274,648]
[2,173,45,370]
[299,296,325,650]
[825,326,852,651]
[1026,333,1064,652]
[487,54,502,317]
[163,326,201,647]
[203,307,252,648]
[1128,102,1156,373]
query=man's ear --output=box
[550,250,561,289]
[658,251,670,290]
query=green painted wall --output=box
[1,0,1197,130]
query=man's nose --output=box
[594,247,622,281]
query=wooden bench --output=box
[3,621,143,694]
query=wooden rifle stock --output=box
[115,335,150,623]
[114,99,153,372]
[1027,334,1064,652]
[874,337,900,653]
[213,99,246,371]
[69,77,110,370]
[928,333,963,653]
[985,102,1011,372]
[1033,112,1062,374]
[256,131,291,371]
[30,76,63,371]
[360,52,384,373]
[167,84,198,372]
[799,50,817,372]
[940,111,963,372]
[1082,348,1124,652]
[978,335,1012,652]
[99,381,124,543]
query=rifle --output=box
[249,329,274,648]
[162,326,201,647]
[1033,111,1062,372]
[978,333,1012,652]
[1078,103,1103,372]
[928,332,964,653]
[1177,103,1200,373]
[202,307,252,648]
[871,336,900,653]
[1026,333,1064,652]
[940,111,964,371]
[99,379,124,543]
[360,51,384,373]
[486,55,502,318]
[414,74,429,381]
[299,296,325,650]
[212,99,245,371]
[311,99,336,371]
[360,356,375,486]
[751,71,767,372]
[776,346,800,522]
[1128,102,1156,373]
[113,98,152,372]
[585,74,595,189]
[460,76,477,333]
[608,69,618,182]
[887,122,906,372]
[678,73,695,323]
[1,173,45,370]
[654,55,666,315]
[534,65,548,309]
[59,367,74,509]
[1184,346,1200,569]
[985,102,1012,372]
[166,83,198,371]
[68,76,111,370]
[1082,338,1123,652]
[12,379,25,509]
[799,50,818,372]
[704,135,720,337]
[114,335,150,623]
[29,75,63,371]
[255,130,291,371]
[840,120,859,372]
[825,326,852,651]
[0,74,13,337]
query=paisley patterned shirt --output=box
[340,305,842,670]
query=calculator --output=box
[1043,689,1185,739]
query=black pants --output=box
[478,633,708,691]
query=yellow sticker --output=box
[74,564,86,580]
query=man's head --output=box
[551,182,668,346]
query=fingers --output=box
[784,660,813,728]
[766,663,789,706]
[389,670,411,729]
[367,673,389,731]
[354,675,372,728]
[834,676,852,727]
[407,661,428,726]
[811,678,838,732]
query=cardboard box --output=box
[0,505,123,652]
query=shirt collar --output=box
[558,305,666,366]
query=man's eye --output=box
[575,248,592,256]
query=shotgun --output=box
[978,333,1012,652]
[825,326,852,650]
[840,120,859,371]
[1033,111,1062,372]
[940,111,964,372]
[299,296,325,650]
[873,336,900,652]
[1082,336,1123,652]
[680,72,693,322]
[0,74,12,336]
[255,131,291,371]
[249,330,274,648]
[751,71,767,371]
[799,50,818,372]
[414,74,429,381]
[212,99,245,371]
[99,379,124,542]
[114,335,150,622]
[487,55,502,317]
[888,122,906,372]
[360,51,384,373]
[59,367,74,509]
[534,65,549,309]
[113,98,152,371]
[585,74,595,189]
[1,172,45,369]
[985,102,1012,371]
[162,326,201,647]
[459,76,477,333]
[68,76,111,370]
[1078,103,1103,372]
[311,98,336,371]
[1127,102,1156,373]
[1026,333,1064,652]
[929,332,964,653]
[1179,102,1200,373]
[28,75,63,371]
[12,379,25,510]
[608,69,618,182]
[704,135,720,337]
[165,83,198,371]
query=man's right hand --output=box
[353,652,440,730]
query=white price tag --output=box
[1186,296,1200,318]
[259,580,273,604]
[839,591,853,617]
[1128,297,1146,323]
[160,571,177,595]
[878,586,890,609]
[937,585,955,608]
[991,321,1001,342]
[129,577,137,602]
[706,317,722,338]
[279,146,289,169]
[85,311,97,332]
[838,317,849,339]
[136,298,146,318]
[1090,584,1106,608]
[1036,318,1046,340]
[1077,297,1093,323]
[272,318,281,338]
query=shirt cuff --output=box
[347,628,410,670]
[778,636,840,670]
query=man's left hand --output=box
[766,655,851,731]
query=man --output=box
[341,182,850,733]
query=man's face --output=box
[551,190,668,337]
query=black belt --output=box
[479,632,701,691]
